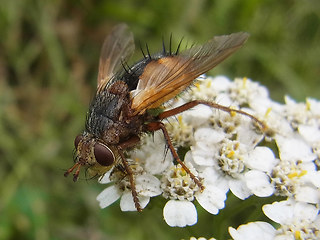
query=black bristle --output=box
[124,61,131,73]
[139,41,147,59]
[169,33,173,55]
[145,43,151,59]
[175,37,184,55]
[162,35,166,54]
[121,60,129,74]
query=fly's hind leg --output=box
[158,100,267,131]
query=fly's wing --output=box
[130,32,249,115]
[97,24,135,91]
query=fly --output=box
[64,24,265,212]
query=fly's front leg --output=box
[117,135,142,212]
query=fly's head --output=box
[64,133,116,181]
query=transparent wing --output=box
[97,24,135,91]
[131,32,249,115]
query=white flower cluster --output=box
[96,76,320,237]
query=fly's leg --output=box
[146,100,267,192]
[147,122,205,192]
[117,136,142,212]
[158,100,267,131]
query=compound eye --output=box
[94,143,115,166]
[74,135,83,148]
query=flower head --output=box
[95,75,320,231]
[96,159,162,211]
[263,199,320,239]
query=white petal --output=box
[276,134,316,162]
[120,191,150,212]
[274,235,294,240]
[131,132,172,175]
[308,171,320,188]
[263,200,294,224]
[246,147,278,173]
[184,150,204,170]
[163,200,197,227]
[292,201,319,222]
[96,185,121,208]
[98,169,113,184]
[135,174,162,197]
[184,105,213,127]
[211,75,232,91]
[143,145,173,175]
[299,125,320,143]
[229,221,275,240]
[284,95,296,105]
[236,121,264,147]
[191,148,215,166]
[229,178,252,200]
[295,185,320,204]
[201,167,229,192]
[196,185,227,214]
[194,128,225,144]
[215,93,233,106]
[191,128,225,166]
[245,170,274,197]
[144,156,172,175]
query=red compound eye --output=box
[94,143,115,166]
[74,135,83,148]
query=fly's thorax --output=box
[74,133,118,177]
[86,80,134,140]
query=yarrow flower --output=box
[96,75,320,232]
[263,199,320,239]
[161,157,228,226]
[229,221,276,240]
[97,159,162,211]
[161,162,200,227]
[229,199,320,240]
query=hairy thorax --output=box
[86,80,146,145]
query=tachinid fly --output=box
[64,24,265,211]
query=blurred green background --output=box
[0,0,319,239]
